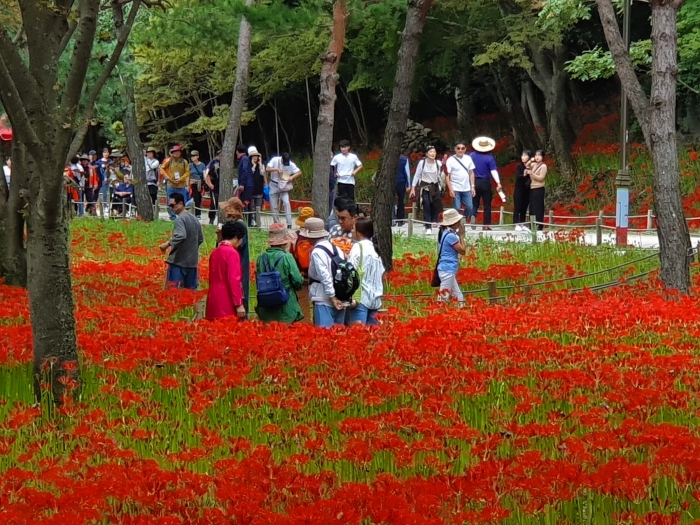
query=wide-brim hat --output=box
[110,150,123,158]
[190,150,200,156]
[146,147,158,153]
[472,136,496,153]
[78,154,90,161]
[298,217,329,239]
[441,208,463,227]
[268,223,294,246]
[170,145,183,153]
[219,197,243,218]
[247,146,261,158]
[295,206,315,227]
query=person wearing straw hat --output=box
[161,145,190,221]
[295,206,315,228]
[470,136,502,230]
[436,209,467,304]
[255,223,305,324]
[248,146,267,227]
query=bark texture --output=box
[0,140,28,286]
[311,0,347,220]
[122,75,153,221]
[218,0,257,219]
[597,0,690,293]
[372,0,434,271]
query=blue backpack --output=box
[256,253,289,308]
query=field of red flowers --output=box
[2,221,700,524]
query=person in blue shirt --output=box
[95,148,112,217]
[469,136,503,230]
[112,174,135,216]
[235,145,254,226]
[436,208,467,303]
[395,153,411,224]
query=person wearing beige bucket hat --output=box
[470,136,503,230]
[255,223,305,324]
[435,209,467,304]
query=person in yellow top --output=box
[161,145,191,220]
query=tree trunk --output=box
[311,0,347,219]
[122,75,153,221]
[523,79,547,146]
[0,141,28,286]
[649,1,690,293]
[219,0,256,219]
[456,71,476,137]
[25,156,80,404]
[597,0,690,293]
[491,63,540,153]
[372,0,434,271]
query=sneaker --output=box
[425,228,433,235]
[469,216,476,230]
[521,225,531,233]
[515,225,522,231]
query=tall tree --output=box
[373,0,434,271]
[597,0,691,293]
[311,0,347,220]
[219,0,257,217]
[0,0,144,402]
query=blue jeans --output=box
[314,303,346,328]
[166,264,198,290]
[347,304,379,326]
[166,186,190,220]
[454,191,474,218]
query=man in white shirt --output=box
[303,217,347,327]
[445,141,476,222]
[3,158,10,188]
[330,139,362,202]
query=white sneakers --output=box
[425,228,433,235]
[515,224,531,232]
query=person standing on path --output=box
[255,223,305,324]
[395,153,411,224]
[161,145,191,221]
[80,154,99,216]
[204,150,221,225]
[95,148,112,217]
[145,147,161,207]
[409,146,444,235]
[437,208,467,304]
[189,150,206,218]
[470,137,503,230]
[513,150,532,231]
[446,141,476,224]
[347,218,385,325]
[331,140,363,202]
[235,145,254,226]
[159,192,204,290]
[248,146,267,227]
[267,152,302,227]
[206,220,247,321]
[527,150,548,232]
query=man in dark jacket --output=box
[236,145,254,226]
[395,153,411,224]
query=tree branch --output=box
[66,0,142,159]
[59,18,79,56]
[0,25,41,110]
[0,56,42,158]
[596,0,651,143]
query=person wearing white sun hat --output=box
[470,136,503,230]
[436,208,467,303]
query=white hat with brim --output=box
[247,146,261,158]
[298,217,329,239]
[440,208,464,227]
[472,136,496,153]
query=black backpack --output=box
[314,244,360,302]
[256,253,289,308]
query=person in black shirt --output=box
[514,150,532,230]
[204,150,221,225]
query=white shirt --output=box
[308,240,346,305]
[3,165,10,186]
[267,156,300,183]
[331,153,362,185]
[446,155,475,192]
[411,159,442,187]
[348,240,385,310]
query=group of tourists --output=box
[159,184,384,328]
[397,136,547,234]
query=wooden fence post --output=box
[524,284,532,302]
[530,215,537,243]
[499,206,504,225]
[488,280,498,304]
[255,208,261,228]
[647,209,653,230]
[696,241,700,263]
[548,209,554,230]
[407,212,414,238]
[595,217,602,246]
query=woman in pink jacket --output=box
[206,221,248,321]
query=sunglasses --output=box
[456,146,466,150]
[168,203,175,209]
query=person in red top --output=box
[206,220,248,321]
[79,154,100,215]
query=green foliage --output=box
[565,41,651,81]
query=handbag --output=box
[431,234,449,288]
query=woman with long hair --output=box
[527,150,547,232]
[409,145,444,235]
[347,218,385,325]
[206,220,247,321]
[514,150,532,230]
